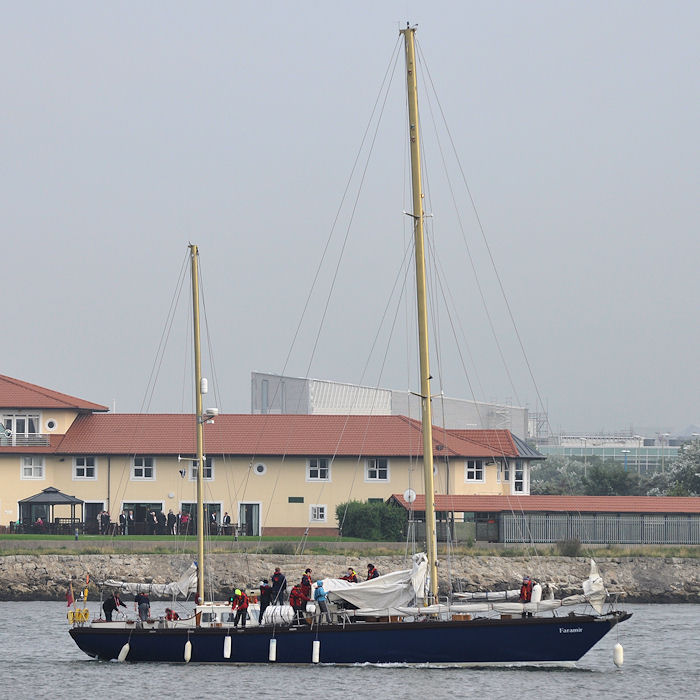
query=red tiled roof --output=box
[447,429,517,456]
[391,494,700,514]
[0,374,108,412]
[55,413,515,457]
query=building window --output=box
[190,457,213,480]
[310,504,327,522]
[74,456,97,480]
[307,457,330,481]
[2,413,40,436]
[465,459,484,482]
[21,456,44,480]
[514,460,526,493]
[366,457,389,481]
[498,461,510,482]
[288,496,304,503]
[132,456,155,480]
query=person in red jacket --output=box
[301,568,313,598]
[233,588,249,628]
[366,563,379,580]
[519,576,534,603]
[288,584,310,625]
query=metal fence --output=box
[502,513,700,545]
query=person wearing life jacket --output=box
[233,588,249,628]
[165,607,180,621]
[366,563,379,580]
[341,567,358,583]
[301,568,313,598]
[519,576,534,603]
[289,584,310,625]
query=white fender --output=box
[117,643,130,662]
[613,642,624,668]
[269,638,277,662]
[312,640,320,664]
[223,635,232,659]
[531,583,542,603]
[184,639,192,663]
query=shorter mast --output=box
[189,244,206,604]
[401,25,439,602]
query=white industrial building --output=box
[251,372,529,439]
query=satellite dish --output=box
[403,489,416,504]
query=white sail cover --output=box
[347,557,608,617]
[321,553,427,611]
[102,563,198,597]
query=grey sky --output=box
[2,1,698,435]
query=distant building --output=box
[251,372,530,439]
[537,433,681,473]
[1,373,540,536]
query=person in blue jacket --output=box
[314,580,332,624]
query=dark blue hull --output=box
[69,612,630,664]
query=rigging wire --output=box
[417,39,554,436]
[245,38,404,548]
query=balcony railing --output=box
[0,434,51,447]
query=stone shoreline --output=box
[1,553,698,603]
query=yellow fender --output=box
[67,610,74,623]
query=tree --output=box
[581,461,644,496]
[530,456,586,495]
[662,440,700,496]
[336,500,407,541]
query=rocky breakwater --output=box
[0,553,698,603]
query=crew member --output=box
[301,568,313,598]
[366,563,379,580]
[233,588,249,628]
[314,580,332,624]
[258,579,273,624]
[341,567,358,583]
[271,567,287,604]
[519,576,534,603]
[102,592,126,621]
[288,584,310,625]
[135,591,150,621]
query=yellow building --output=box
[1,374,541,535]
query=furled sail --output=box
[101,563,198,597]
[322,553,427,611]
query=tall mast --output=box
[189,244,206,604]
[401,25,439,602]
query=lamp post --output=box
[621,449,631,472]
[660,433,670,473]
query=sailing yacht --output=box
[68,28,630,665]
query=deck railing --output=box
[0,434,51,447]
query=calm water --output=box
[1,601,697,699]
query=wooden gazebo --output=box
[18,486,84,533]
